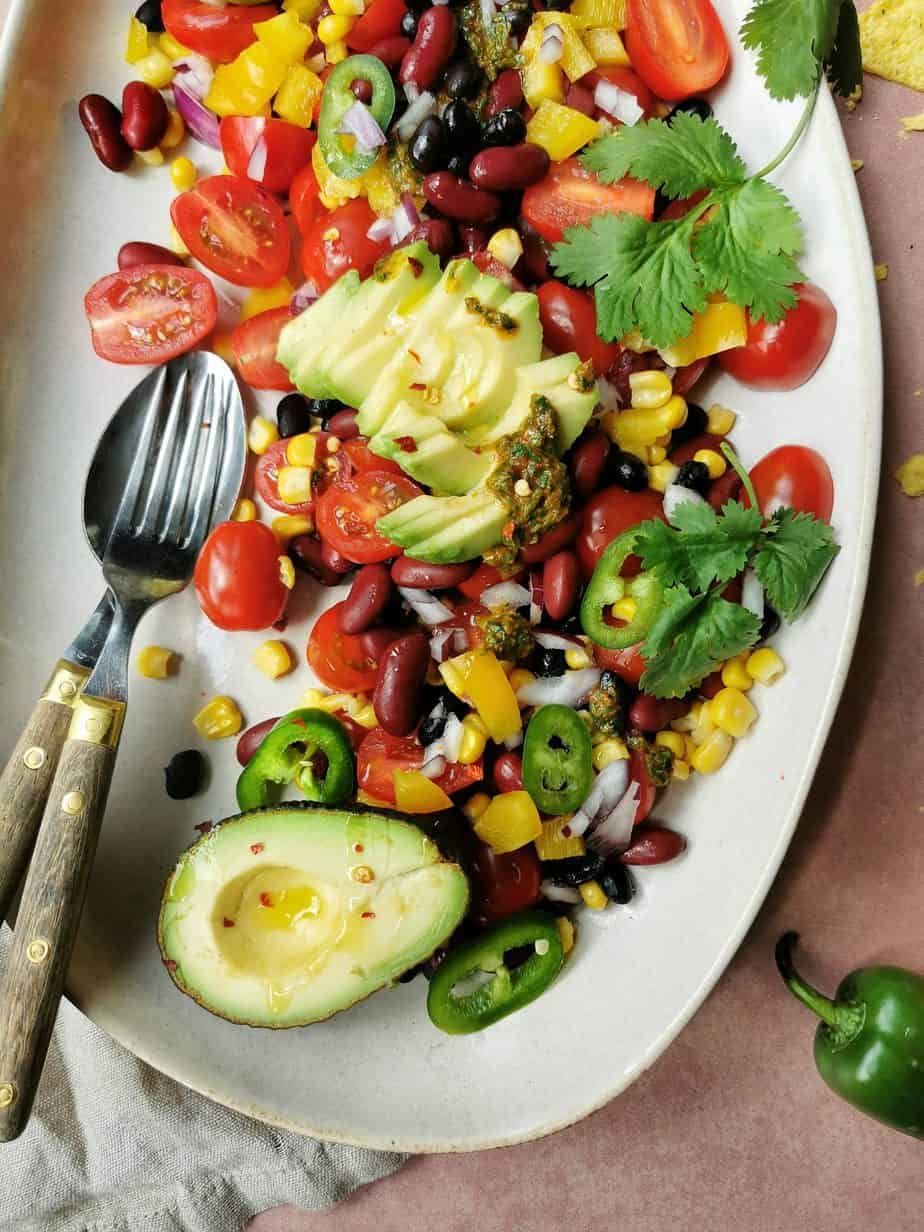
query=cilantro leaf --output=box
[581,115,746,199]
[753,509,840,620]
[641,585,761,699]
[740,0,842,101]
[694,178,805,323]
[635,501,762,592]
[825,1,862,97]
[552,213,707,349]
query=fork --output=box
[0,353,244,1141]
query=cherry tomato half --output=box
[581,65,655,117]
[625,0,730,101]
[307,602,381,693]
[300,199,391,292]
[718,283,837,392]
[83,265,217,365]
[469,841,542,927]
[577,486,665,577]
[628,746,657,825]
[194,521,288,631]
[315,470,423,564]
[521,157,655,244]
[537,281,621,377]
[162,0,277,63]
[290,163,323,235]
[356,728,483,804]
[342,438,405,477]
[749,445,834,522]
[254,437,321,516]
[220,117,316,195]
[231,307,295,391]
[171,175,290,288]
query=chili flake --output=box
[194,820,213,835]
[352,864,375,884]
[259,892,273,908]
[395,435,418,453]
[250,842,265,854]
[361,910,376,919]
[353,842,364,853]
[222,917,235,928]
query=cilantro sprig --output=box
[549,0,862,350]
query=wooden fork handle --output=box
[0,697,123,1142]
[0,661,91,925]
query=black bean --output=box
[409,116,448,174]
[541,854,606,886]
[445,153,470,179]
[600,860,635,904]
[506,5,532,37]
[418,698,449,746]
[309,397,345,425]
[670,401,709,445]
[404,0,431,11]
[443,59,483,100]
[443,99,481,158]
[603,449,648,492]
[135,0,164,32]
[675,459,710,496]
[480,108,526,149]
[599,671,633,708]
[532,647,567,677]
[760,604,781,642]
[669,98,712,123]
[164,749,205,800]
[400,9,419,38]
[276,393,312,438]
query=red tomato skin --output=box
[521,157,655,244]
[255,439,316,516]
[315,470,422,564]
[718,283,837,392]
[308,603,382,693]
[537,281,621,376]
[342,438,404,477]
[625,0,730,101]
[577,487,665,577]
[162,0,277,62]
[356,728,483,803]
[469,842,542,927]
[457,563,525,600]
[290,164,323,235]
[194,521,288,631]
[749,446,835,522]
[170,175,290,288]
[300,199,391,291]
[84,265,217,365]
[220,117,315,195]
[592,641,646,686]
[231,307,295,391]
[346,0,408,52]
[628,747,657,825]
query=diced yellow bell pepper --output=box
[521,57,566,109]
[159,31,191,60]
[254,10,313,65]
[125,15,150,64]
[437,650,475,701]
[474,791,542,854]
[312,141,363,208]
[658,298,748,367]
[274,63,324,128]
[361,154,405,215]
[206,43,289,118]
[582,26,630,66]
[522,14,596,82]
[242,279,295,321]
[535,815,586,860]
[283,0,325,19]
[463,651,522,743]
[393,770,454,814]
[570,0,626,30]
[527,100,601,161]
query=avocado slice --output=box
[369,402,494,495]
[467,353,598,453]
[158,804,469,1028]
[276,271,361,402]
[376,489,510,564]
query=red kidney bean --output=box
[390,556,476,589]
[605,349,665,406]
[339,563,394,634]
[486,68,523,117]
[326,408,360,440]
[290,534,346,586]
[401,218,456,260]
[78,94,132,172]
[359,626,403,661]
[570,432,611,500]
[368,35,411,68]
[516,224,550,282]
[708,469,743,511]
[519,511,581,564]
[120,80,169,152]
[236,717,279,767]
[629,695,691,732]
[399,7,457,90]
[117,241,186,270]
[469,144,550,192]
[565,82,596,118]
[699,671,724,700]
[543,549,580,621]
[492,751,523,794]
[423,173,500,223]
[672,357,710,396]
[321,539,354,575]
[458,223,489,255]
[619,825,686,866]
[373,632,431,735]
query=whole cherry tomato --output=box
[194,521,288,631]
[718,283,837,391]
[537,281,621,376]
[625,0,730,101]
[356,728,483,803]
[749,445,835,521]
[577,486,665,577]
[468,841,542,926]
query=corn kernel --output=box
[462,792,492,822]
[126,15,150,64]
[330,0,365,12]
[286,433,318,467]
[579,880,608,910]
[690,728,733,774]
[486,228,524,270]
[232,498,257,522]
[135,48,174,89]
[253,639,293,680]
[169,224,190,256]
[535,815,586,860]
[352,703,379,729]
[327,436,341,453]
[325,39,349,62]
[278,465,313,505]
[655,730,685,758]
[721,654,753,691]
[690,702,715,746]
[660,395,688,430]
[160,108,185,149]
[647,444,667,465]
[193,695,243,740]
[565,646,593,670]
[159,31,191,59]
[271,514,313,545]
[611,597,637,623]
[212,331,235,365]
[593,738,629,770]
[170,156,196,191]
[317,13,354,41]
[694,448,727,479]
[710,687,757,738]
[747,647,785,685]
[647,462,679,493]
[283,0,324,19]
[278,556,296,590]
[671,703,700,733]
[706,403,737,435]
[683,734,697,762]
[556,915,575,955]
[629,369,673,410]
[136,645,176,679]
[241,279,295,321]
[474,791,542,854]
[508,668,536,693]
[136,146,165,165]
[672,759,691,780]
[458,713,488,765]
[248,416,279,456]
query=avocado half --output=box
[158,803,470,1029]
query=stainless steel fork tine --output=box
[107,365,169,543]
[183,389,227,552]
[160,372,214,543]
[136,367,189,534]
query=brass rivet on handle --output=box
[0,1083,15,1108]
[62,791,85,816]
[26,939,49,964]
[23,746,46,770]
[58,679,78,701]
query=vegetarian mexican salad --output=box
[78,0,859,1034]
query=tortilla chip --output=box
[896,454,924,497]
[859,0,924,92]
[875,262,889,280]
[901,113,924,131]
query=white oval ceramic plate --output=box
[0,0,880,1152]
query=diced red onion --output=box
[433,0,450,6]
[480,580,531,610]
[539,33,564,63]
[400,192,420,225]
[290,281,318,314]
[172,54,213,100]
[569,759,630,838]
[597,376,621,410]
[171,82,220,150]
[420,755,447,780]
[423,713,464,766]
[593,81,645,126]
[663,365,677,380]
[246,133,268,182]
[480,0,497,27]
[742,568,765,621]
[533,628,584,651]
[585,782,640,857]
[399,587,454,626]
[429,627,456,662]
[663,482,708,525]
[338,100,387,151]
[515,667,600,709]
[541,882,582,904]
[452,627,469,654]
[391,198,417,242]
[367,216,396,243]
[403,82,420,103]
[528,569,544,625]
[395,91,436,142]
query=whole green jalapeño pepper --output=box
[777,932,924,1139]
[580,528,664,650]
[318,55,396,180]
[522,703,593,814]
[427,910,564,1034]
[236,709,355,812]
